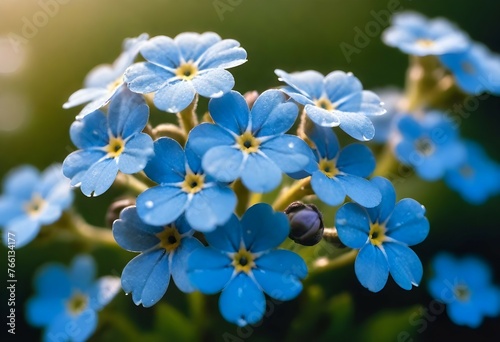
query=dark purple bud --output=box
[285,201,324,246]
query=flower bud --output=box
[285,201,324,246]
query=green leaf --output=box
[154,302,197,342]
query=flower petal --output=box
[324,71,362,104]
[112,206,162,252]
[125,62,173,94]
[4,216,40,248]
[153,80,196,113]
[46,309,97,342]
[69,110,108,149]
[136,185,188,226]
[119,133,154,174]
[3,165,39,199]
[208,90,249,134]
[305,124,339,160]
[26,297,65,327]
[108,89,149,138]
[366,177,396,224]
[80,157,119,197]
[187,247,233,294]
[175,32,221,63]
[335,111,375,141]
[355,244,389,292]
[140,35,180,69]
[240,153,282,193]
[88,276,121,311]
[192,68,234,98]
[70,255,96,291]
[187,123,235,159]
[337,144,376,177]
[170,237,204,293]
[311,171,346,206]
[337,174,381,208]
[256,250,308,279]
[386,199,429,246]
[62,149,107,188]
[198,38,247,69]
[384,242,423,290]
[251,89,298,137]
[144,137,185,184]
[202,145,244,183]
[260,135,312,174]
[305,104,340,127]
[204,214,241,252]
[335,203,370,248]
[275,69,324,100]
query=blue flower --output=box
[136,137,236,231]
[335,177,429,292]
[63,33,149,119]
[395,112,466,181]
[303,123,381,207]
[0,164,73,248]
[63,88,154,197]
[370,88,404,143]
[187,203,307,326]
[444,140,500,205]
[440,42,500,95]
[124,32,247,113]
[275,69,385,141]
[112,206,203,307]
[428,253,500,328]
[382,11,470,56]
[26,255,121,342]
[188,89,312,193]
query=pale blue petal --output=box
[192,68,234,98]
[175,32,220,63]
[187,247,233,294]
[140,35,180,69]
[154,80,196,113]
[26,297,65,327]
[386,199,429,246]
[355,244,389,292]
[187,123,235,158]
[37,164,72,207]
[170,237,204,293]
[112,206,162,252]
[119,133,154,174]
[305,104,340,127]
[202,146,244,183]
[241,153,282,193]
[250,90,298,137]
[80,158,119,197]
[0,197,23,226]
[219,273,266,327]
[280,86,315,106]
[198,39,247,69]
[45,309,97,342]
[63,87,108,109]
[208,90,249,133]
[324,71,362,104]
[335,111,375,141]
[275,69,324,100]
[62,150,107,188]
[125,62,172,94]
[366,177,396,224]
[136,185,188,226]
[88,276,121,311]
[144,138,185,184]
[337,144,376,177]
[204,214,241,253]
[3,165,39,198]
[77,93,117,120]
[384,242,423,290]
[36,202,63,225]
[335,203,370,248]
[5,216,40,248]
[359,91,386,115]
[311,171,346,206]
[260,135,312,173]
[108,89,149,138]
[185,186,236,232]
[70,255,96,291]
[241,203,289,252]
[337,174,381,208]
[121,249,170,307]
[69,110,109,149]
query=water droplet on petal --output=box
[288,142,294,149]
[246,230,251,234]
[362,135,371,141]
[145,200,154,208]
[336,218,347,225]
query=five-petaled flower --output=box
[187,203,308,326]
[124,32,247,113]
[26,255,121,342]
[335,177,429,292]
[275,69,385,141]
[113,206,204,307]
[188,89,312,193]
[63,88,154,197]
[0,164,73,248]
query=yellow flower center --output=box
[415,137,435,156]
[107,75,124,92]
[106,137,125,158]
[454,284,470,302]
[24,193,46,216]
[181,173,205,194]
[232,248,256,274]
[461,61,475,74]
[315,97,334,111]
[459,164,474,178]
[156,227,182,252]
[318,158,339,178]
[369,222,386,246]
[236,131,260,153]
[175,62,198,81]
[416,39,435,47]
[67,292,88,316]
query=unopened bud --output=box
[285,201,324,246]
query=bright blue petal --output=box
[3,165,38,199]
[34,264,72,298]
[253,267,304,301]
[241,203,289,253]
[197,38,247,69]
[460,256,493,289]
[144,138,185,184]
[240,153,282,193]
[397,115,422,140]
[260,135,312,173]
[202,145,243,183]
[337,174,381,208]
[208,90,249,134]
[119,133,154,174]
[153,80,196,113]
[311,171,346,206]
[26,296,65,327]
[335,203,370,248]
[384,242,423,290]
[204,214,241,253]
[45,309,97,342]
[124,62,172,94]
[386,199,429,246]
[112,206,162,252]
[250,90,298,137]
[187,247,233,294]
[355,244,389,292]
[219,273,266,327]
[108,88,149,138]
[335,111,375,141]
[70,255,96,291]
[185,185,236,232]
[305,124,339,160]
[366,177,397,224]
[358,91,386,115]
[175,32,220,63]
[305,104,340,127]
[280,86,315,106]
[38,164,72,208]
[5,216,40,248]
[0,197,23,226]
[121,249,170,307]
[256,250,308,279]
[80,157,119,197]
[88,276,121,311]
[324,71,362,105]
[187,123,235,159]
[140,35,180,69]
[69,110,109,149]
[192,68,234,98]
[36,202,63,226]
[275,69,324,100]
[447,301,483,328]
[337,144,375,177]
[170,237,204,293]
[62,149,107,188]
[136,185,187,226]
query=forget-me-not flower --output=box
[395,112,465,181]
[275,69,385,141]
[303,123,381,207]
[187,203,308,326]
[124,32,247,113]
[26,255,121,342]
[0,164,73,248]
[370,88,404,143]
[63,88,154,197]
[136,137,236,231]
[188,89,312,193]
[382,12,470,56]
[63,33,149,119]
[113,206,203,307]
[440,42,500,95]
[335,177,429,292]
[428,253,500,328]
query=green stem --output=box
[188,291,206,340]
[99,311,143,340]
[177,94,199,137]
[373,144,398,177]
[232,179,251,217]
[308,249,358,277]
[64,211,117,247]
[272,177,312,212]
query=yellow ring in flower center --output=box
[181,173,205,194]
[416,39,435,47]
[24,193,46,216]
[236,131,260,153]
[107,75,124,92]
[67,291,89,316]
[106,137,125,158]
[318,158,339,178]
[315,97,335,111]
[232,248,256,274]
[175,62,198,81]
[369,222,386,246]
[156,227,182,252]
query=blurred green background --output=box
[1,0,500,341]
